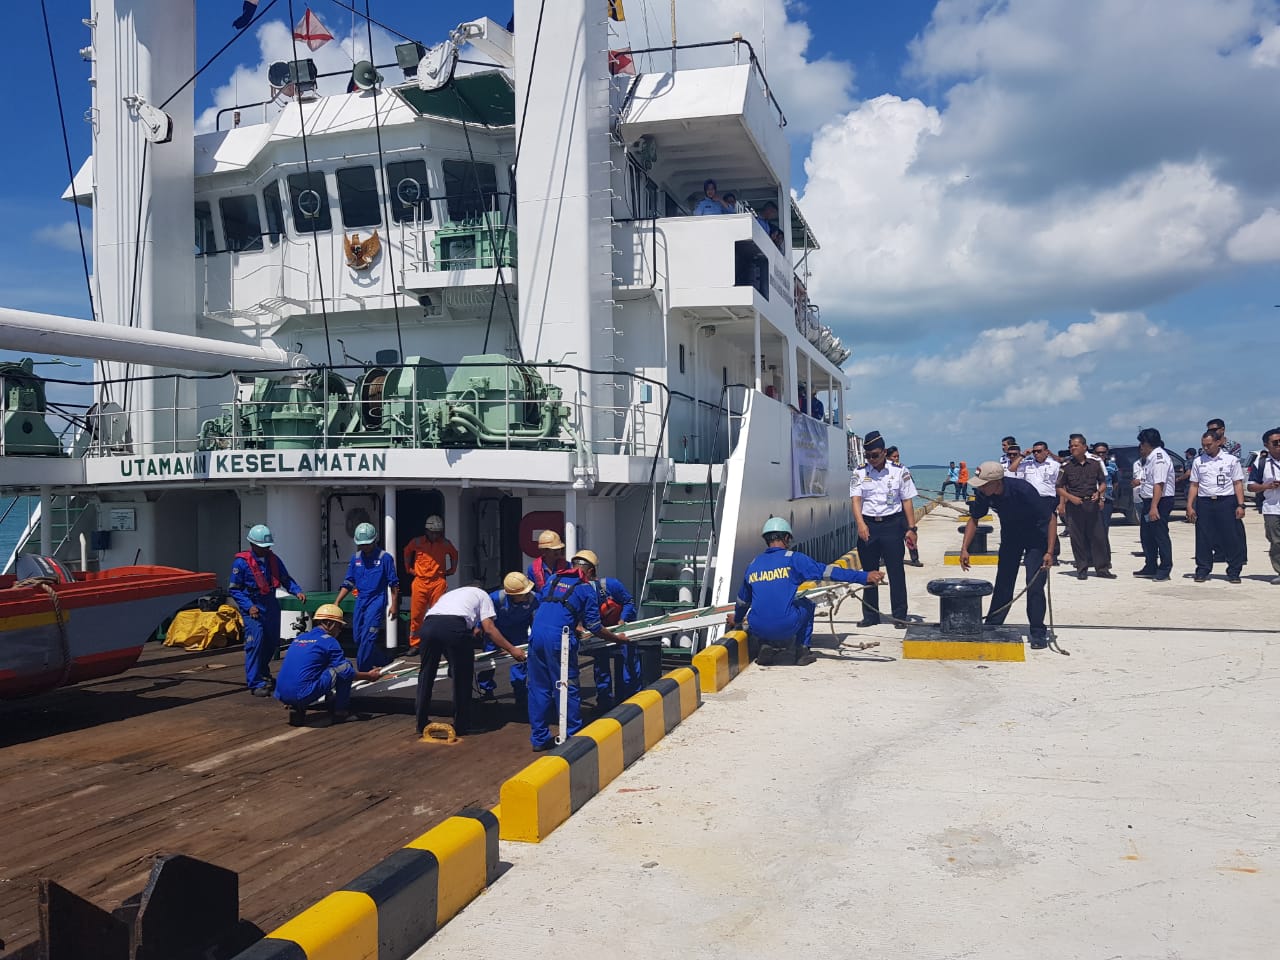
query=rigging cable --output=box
[120,140,150,413]
[39,0,96,328]
[159,0,281,111]
[324,0,418,44]
[364,0,405,360]
[287,0,335,366]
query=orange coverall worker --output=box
[404,535,458,645]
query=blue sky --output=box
[2,0,1277,465]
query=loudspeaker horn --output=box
[351,60,383,91]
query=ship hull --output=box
[0,566,216,698]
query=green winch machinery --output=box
[0,357,63,456]
[199,354,572,451]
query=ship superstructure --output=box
[0,0,854,645]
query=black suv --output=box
[1109,445,1189,525]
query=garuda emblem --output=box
[344,230,381,270]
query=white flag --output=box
[293,7,334,52]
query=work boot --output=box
[794,647,817,666]
[856,617,879,628]
[250,686,272,697]
[1028,628,1049,650]
[288,706,306,726]
[756,644,777,666]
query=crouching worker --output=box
[726,518,884,665]
[275,604,382,726]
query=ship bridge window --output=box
[219,195,264,253]
[194,201,216,256]
[287,171,332,233]
[263,183,285,246]
[336,166,381,229]
[442,159,498,223]
[386,159,432,224]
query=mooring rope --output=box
[16,576,73,684]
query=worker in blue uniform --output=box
[526,569,627,752]
[527,529,575,589]
[727,517,882,666]
[570,548,639,710]
[333,522,400,671]
[229,523,305,695]
[477,571,539,703]
[275,604,383,726]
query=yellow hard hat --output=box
[503,571,534,595]
[536,530,564,550]
[571,549,598,568]
[314,603,346,625]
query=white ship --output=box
[0,0,855,657]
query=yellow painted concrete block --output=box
[692,643,730,693]
[625,688,666,749]
[498,756,571,843]
[267,891,378,960]
[407,815,488,925]
[902,640,1025,662]
[665,666,700,719]
[943,553,999,565]
[578,718,625,788]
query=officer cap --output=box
[353,522,377,545]
[503,571,535,595]
[247,523,273,547]
[863,430,885,452]
[425,515,444,532]
[314,603,346,625]
[761,517,792,538]
[571,549,599,569]
[536,530,565,550]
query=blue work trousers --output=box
[750,596,815,651]
[279,666,352,712]
[477,641,528,701]
[527,631,581,749]
[243,603,281,690]
[593,643,641,711]
[353,601,388,671]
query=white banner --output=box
[791,411,829,499]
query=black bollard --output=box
[926,578,995,638]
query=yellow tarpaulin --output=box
[163,604,243,651]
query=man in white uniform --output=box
[1246,427,1280,585]
[850,430,919,627]
[1133,427,1176,580]
[1187,430,1247,583]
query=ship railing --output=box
[49,360,742,463]
[621,38,787,128]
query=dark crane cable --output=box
[287,0,335,366]
[159,0,282,111]
[364,0,405,360]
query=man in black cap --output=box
[849,430,919,627]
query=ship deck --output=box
[0,643,534,954]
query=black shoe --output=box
[1095,570,1117,579]
[329,711,349,724]
[1132,569,1156,578]
[756,644,777,666]
[892,620,909,629]
[532,741,554,753]
[1193,573,1208,582]
[1153,572,1171,581]
[250,685,272,697]
[856,618,880,628]
[1076,571,1088,580]
[1227,576,1242,584]
[1028,629,1049,650]
[794,648,817,666]
[906,560,924,567]
[288,706,306,726]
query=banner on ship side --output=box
[83,449,574,485]
[790,410,829,499]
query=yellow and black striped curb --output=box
[498,667,701,843]
[232,808,498,960]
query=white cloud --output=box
[197,20,400,133]
[911,310,1164,407]
[796,0,1280,326]
[33,223,85,253]
[1227,207,1280,262]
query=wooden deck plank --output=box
[0,643,541,954]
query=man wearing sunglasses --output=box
[850,430,918,628]
[1246,428,1280,585]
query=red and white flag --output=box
[293,7,334,51]
[608,48,636,76]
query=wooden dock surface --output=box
[0,643,534,954]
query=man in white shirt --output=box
[1016,441,1061,563]
[415,583,528,737]
[850,430,919,627]
[1132,427,1177,580]
[1246,427,1280,585]
[1187,430,1247,583]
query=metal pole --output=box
[669,0,678,70]
[384,484,398,651]
[564,488,579,558]
[753,311,762,392]
[556,624,571,744]
[39,486,53,555]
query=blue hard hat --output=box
[354,522,377,545]
[761,517,792,538]
[247,523,273,547]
